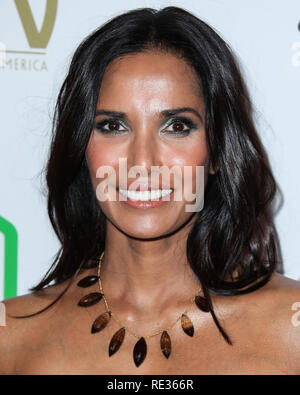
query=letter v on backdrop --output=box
[14,0,58,49]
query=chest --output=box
[16,322,288,375]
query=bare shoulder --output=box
[261,273,300,374]
[224,272,300,374]
[259,272,300,314]
[0,281,69,375]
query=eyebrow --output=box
[95,107,203,123]
[161,107,203,124]
[95,110,127,120]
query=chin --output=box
[109,217,178,240]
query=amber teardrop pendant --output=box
[160,330,171,359]
[77,275,99,288]
[181,313,194,337]
[109,327,126,357]
[195,295,210,312]
[91,311,111,334]
[78,292,103,307]
[133,337,147,367]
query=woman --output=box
[1,6,300,375]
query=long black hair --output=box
[29,6,282,344]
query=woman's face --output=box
[86,50,210,239]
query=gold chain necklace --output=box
[77,251,210,367]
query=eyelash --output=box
[94,117,197,137]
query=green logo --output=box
[14,0,58,49]
[0,216,18,299]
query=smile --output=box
[118,188,173,201]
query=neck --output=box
[99,219,201,321]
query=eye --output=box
[160,117,197,137]
[94,119,128,135]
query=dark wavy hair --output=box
[27,6,283,344]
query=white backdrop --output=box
[0,0,299,299]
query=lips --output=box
[119,188,173,201]
[116,188,174,209]
[116,182,174,192]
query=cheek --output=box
[86,135,119,180]
[168,140,209,198]
[169,138,209,172]
[86,142,114,195]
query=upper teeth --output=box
[119,189,173,201]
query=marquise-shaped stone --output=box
[78,292,103,307]
[160,330,171,359]
[108,327,126,357]
[181,313,194,337]
[91,311,111,334]
[133,337,147,367]
[77,275,99,288]
[195,295,210,312]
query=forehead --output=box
[97,51,204,107]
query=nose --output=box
[127,126,160,172]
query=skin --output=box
[1,51,300,375]
[85,50,210,315]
